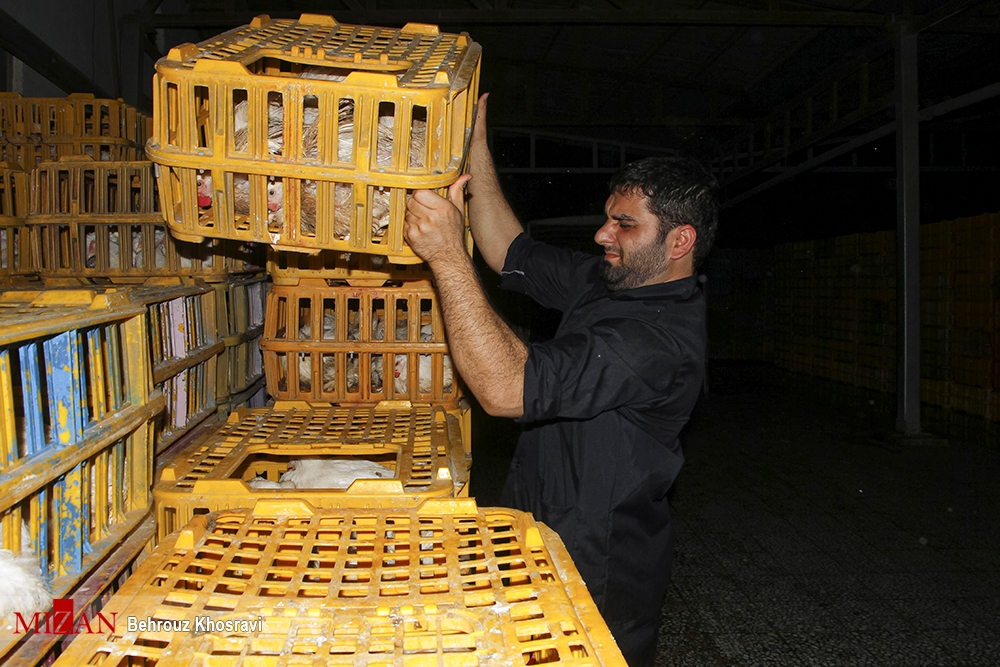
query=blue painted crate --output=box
[0,289,164,607]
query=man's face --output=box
[594,190,670,291]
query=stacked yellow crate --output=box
[948,214,996,426]
[0,289,163,665]
[59,14,626,664]
[129,283,224,455]
[213,275,268,416]
[27,157,263,285]
[0,93,148,168]
[0,95,267,662]
[145,13,479,526]
[0,162,33,285]
[16,134,270,460]
[146,14,480,260]
[153,400,468,538]
[51,499,627,667]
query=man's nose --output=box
[594,220,614,246]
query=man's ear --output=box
[667,224,697,261]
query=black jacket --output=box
[499,232,706,633]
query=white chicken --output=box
[246,459,393,489]
[0,522,50,630]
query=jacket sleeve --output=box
[501,233,603,312]
[519,317,685,422]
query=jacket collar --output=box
[605,274,700,301]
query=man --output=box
[404,94,718,667]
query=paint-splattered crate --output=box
[50,498,627,667]
[0,161,34,284]
[213,276,267,409]
[0,289,165,616]
[260,279,461,407]
[0,93,149,145]
[152,399,470,539]
[146,13,481,261]
[267,247,434,286]
[118,284,225,455]
[28,157,264,284]
[0,513,157,666]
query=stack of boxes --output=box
[770,217,998,443]
[0,96,266,664]
[143,13,480,526]
[772,231,897,396]
[0,289,162,664]
[1,15,628,666]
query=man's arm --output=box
[404,176,527,418]
[467,94,524,274]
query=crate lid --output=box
[159,13,480,91]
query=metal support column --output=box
[894,24,920,435]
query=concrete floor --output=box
[470,364,1000,667]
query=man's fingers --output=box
[448,174,472,209]
[408,189,447,216]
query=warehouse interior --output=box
[1,0,999,665]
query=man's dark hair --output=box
[609,156,720,268]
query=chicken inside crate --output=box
[261,279,460,406]
[147,13,480,259]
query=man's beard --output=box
[600,239,669,291]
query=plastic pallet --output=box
[28,157,263,284]
[146,13,480,260]
[0,161,33,283]
[260,280,460,406]
[153,400,470,538]
[50,499,626,667]
[0,289,164,627]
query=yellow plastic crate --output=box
[0,289,165,647]
[52,499,626,667]
[0,92,149,144]
[260,280,460,406]
[0,138,144,170]
[1,513,157,666]
[122,284,224,454]
[153,400,470,538]
[268,247,433,286]
[147,13,481,260]
[214,276,267,408]
[216,375,268,418]
[0,161,33,283]
[28,157,264,284]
